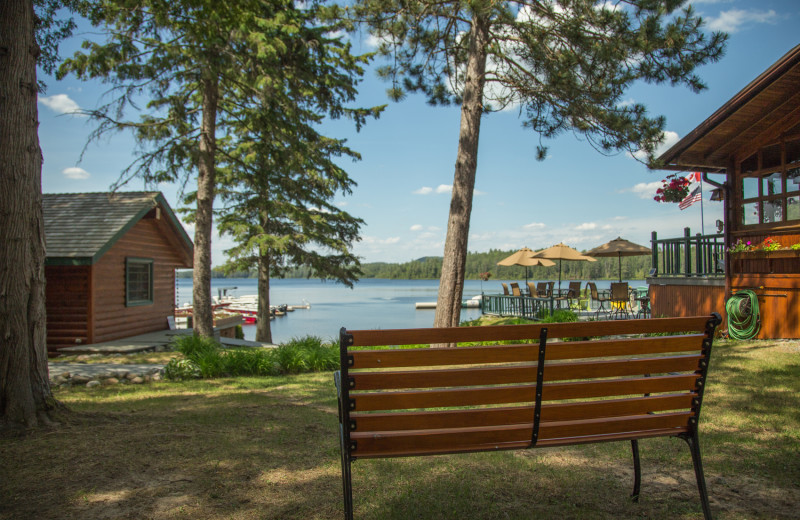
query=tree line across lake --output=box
[187,249,652,282]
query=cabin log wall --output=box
[45,265,91,352]
[90,216,183,343]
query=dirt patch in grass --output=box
[3,340,799,519]
[51,351,182,365]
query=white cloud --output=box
[361,236,401,245]
[629,181,663,199]
[62,167,90,180]
[410,224,423,231]
[575,222,597,231]
[523,222,546,229]
[630,130,680,161]
[414,185,452,195]
[617,98,636,108]
[707,9,778,33]
[38,94,82,116]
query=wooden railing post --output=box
[683,227,692,277]
[695,233,703,275]
[651,231,658,274]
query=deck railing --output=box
[481,294,554,319]
[651,228,725,278]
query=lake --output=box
[176,277,647,344]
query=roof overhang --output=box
[656,44,800,173]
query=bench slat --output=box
[346,316,711,347]
[544,334,705,361]
[348,334,706,369]
[351,393,694,432]
[350,374,698,411]
[351,428,689,459]
[350,355,702,391]
[350,412,691,458]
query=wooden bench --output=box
[334,314,722,519]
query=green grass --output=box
[1,339,798,519]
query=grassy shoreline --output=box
[3,339,799,519]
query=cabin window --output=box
[126,258,153,306]
[740,138,800,227]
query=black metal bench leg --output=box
[630,439,641,502]
[339,424,354,520]
[684,432,713,520]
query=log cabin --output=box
[651,43,800,339]
[44,192,193,353]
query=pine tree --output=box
[1,0,76,429]
[215,3,381,342]
[343,0,727,329]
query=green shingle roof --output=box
[43,192,192,265]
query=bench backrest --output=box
[336,315,720,459]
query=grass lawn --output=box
[1,339,798,519]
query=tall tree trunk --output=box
[192,76,219,337]
[255,252,273,343]
[433,10,489,331]
[0,0,53,429]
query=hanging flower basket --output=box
[654,174,690,203]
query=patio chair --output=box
[555,282,579,309]
[527,282,537,297]
[587,282,610,319]
[564,281,583,310]
[609,282,631,320]
[502,283,510,296]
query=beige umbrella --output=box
[530,243,597,291]
[585,237,651,282]
[497,247,555,285]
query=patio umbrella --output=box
[530,243,597,291]
[585,237,651,282]
[496,247,555,285]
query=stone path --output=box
[49,363,165,388]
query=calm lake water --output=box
[176,277,647,344]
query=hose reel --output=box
[725,290,760,340]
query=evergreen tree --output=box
[1,0,76,429]
[342,0,726,329]
[214,3,382,343]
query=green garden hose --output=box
[725,290,760,340]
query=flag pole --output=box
[700,174,705,235]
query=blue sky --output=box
[37,1,799,266]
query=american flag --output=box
[679,186,702,210]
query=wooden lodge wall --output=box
[46,215,186,353]
[650,283,727,327]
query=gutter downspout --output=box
[703,171,733,310]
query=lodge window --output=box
[740,137,800,227]
[126,258,153,306]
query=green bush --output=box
[164,334,338,379]
[163,358,201,380]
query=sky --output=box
[36,0,800,267]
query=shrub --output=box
[164,358,201,380]
[165,334,338,379]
